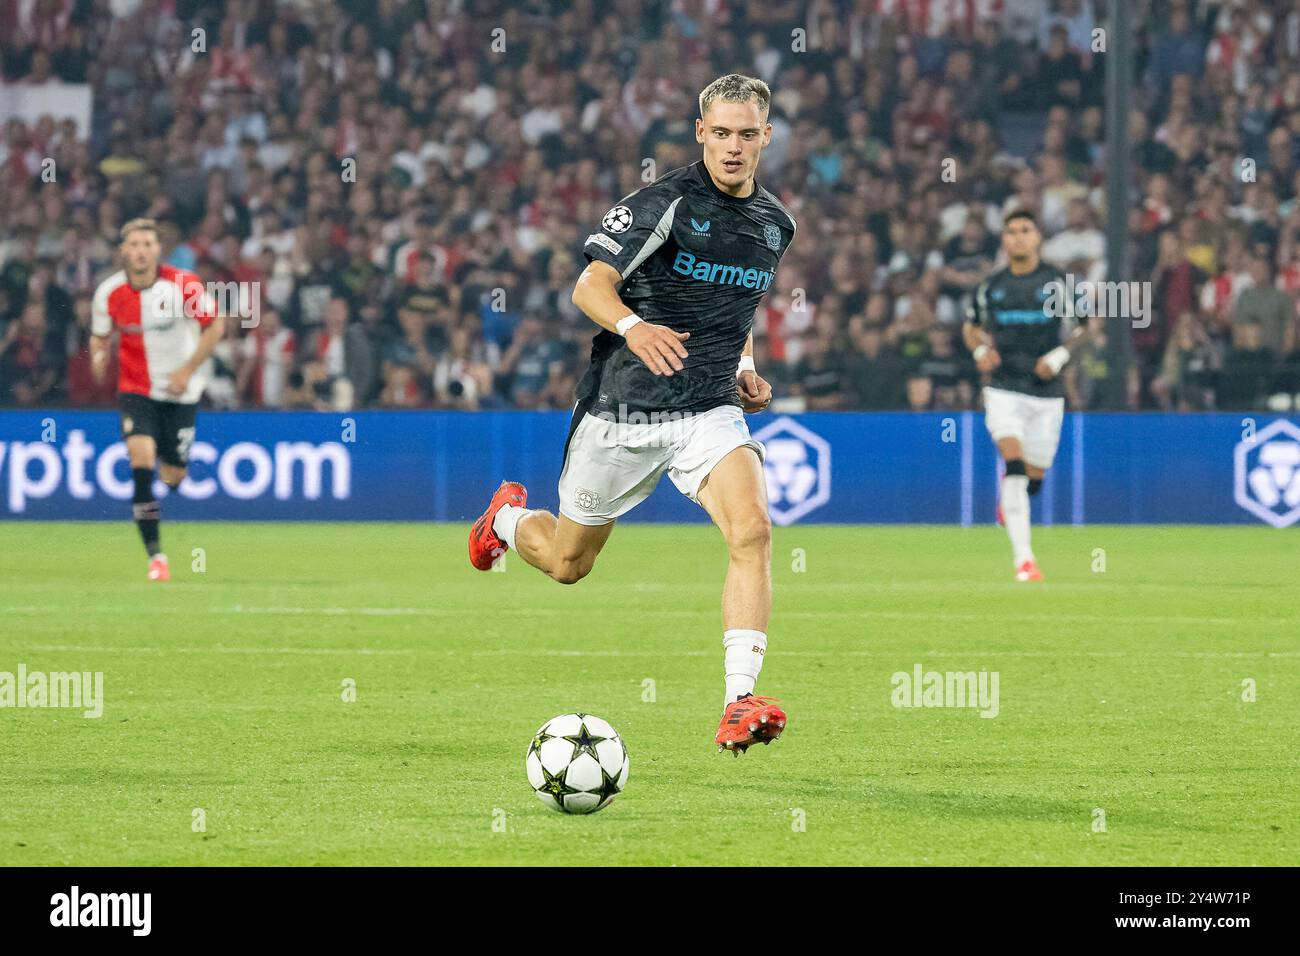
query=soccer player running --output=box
[91,219,223,580]
[964,209,1090,581]
[468,75,796,755]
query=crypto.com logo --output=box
[1234,419,1300,528]
[751,416,830,525]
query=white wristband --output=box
[737,355,755,377]
[973,344,990,361]
[614,314,643,336]
[1043,345,1070,374]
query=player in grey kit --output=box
[965,209,1092,581]
[468,75,795,754]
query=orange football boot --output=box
[715,694,787,755]
[468,481,527,570]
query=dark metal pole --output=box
[1103,0,1135,409]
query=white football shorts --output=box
[558,404,764,525]
[982,386,1066,469]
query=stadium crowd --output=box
[3,0,1300,412]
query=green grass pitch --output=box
[0,522,1295,866]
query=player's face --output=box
[120,229,161,276]
[696,98,772,195]
[1001,218,1041,262]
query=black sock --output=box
[132,467,161,557]
[1027,478,1043,497]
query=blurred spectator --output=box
[435,325,495,411]
[848,324,908,410]
[1150,313,1220,411]
[1066,315,1111,409]
[497,315,567,410]
[1218,321,1277,410]
[0,303,60,405]
[1041,198,1104,279]
[1233,257,1291,355]
[377,361,424,408]
[301,297,374,409]
[1146,5,1205,93]
[915,326,974,409]
[789,331,848,410]
[236,307,296,408]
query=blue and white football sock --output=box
[723,629,766,706]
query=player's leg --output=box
[696,444,772,693]
[697,445,770,633]
[995,435,1039,579]
[143,403,196,580]
[159,463,187,489]
[120,394,168,577]
[670,406,786,754]
[1017,396,1066,577]
[512,511,614,585]
[158,403,196,492]
[468,408,659,581]
[127,432,161,558]
[985,388,1038,579]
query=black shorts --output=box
[118,393,198,468]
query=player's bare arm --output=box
[963,319,1001,373]
[166,315,226,397]
[571,260,689,377]
[736,332,770,412]
[1034,323,1093,381]
[89,331,113,382]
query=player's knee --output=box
[725,511,771,558]
[163,470,186,490]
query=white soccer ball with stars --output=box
[526,713,629,814]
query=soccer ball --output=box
[526,713,629,814]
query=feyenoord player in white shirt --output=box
[468,75,796,755]
[91,219,224,580]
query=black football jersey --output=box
[578,161,796,416]
[968,261,1073,397]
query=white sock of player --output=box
[1001,474,1034,566]
[492,504,532,551]
[722,629,766,706]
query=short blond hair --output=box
[119,217,159,241]
[698,74,771,120]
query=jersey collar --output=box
[694,161,759,206]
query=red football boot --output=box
[1015,559,1044,582]
[715,694,787,755]
[468,481,527,570]
[148,554,170,581]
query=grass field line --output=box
[17,642,1300,659]
[2,578,1282,596]
[1,602,1295,631]
[20,643,410,656]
